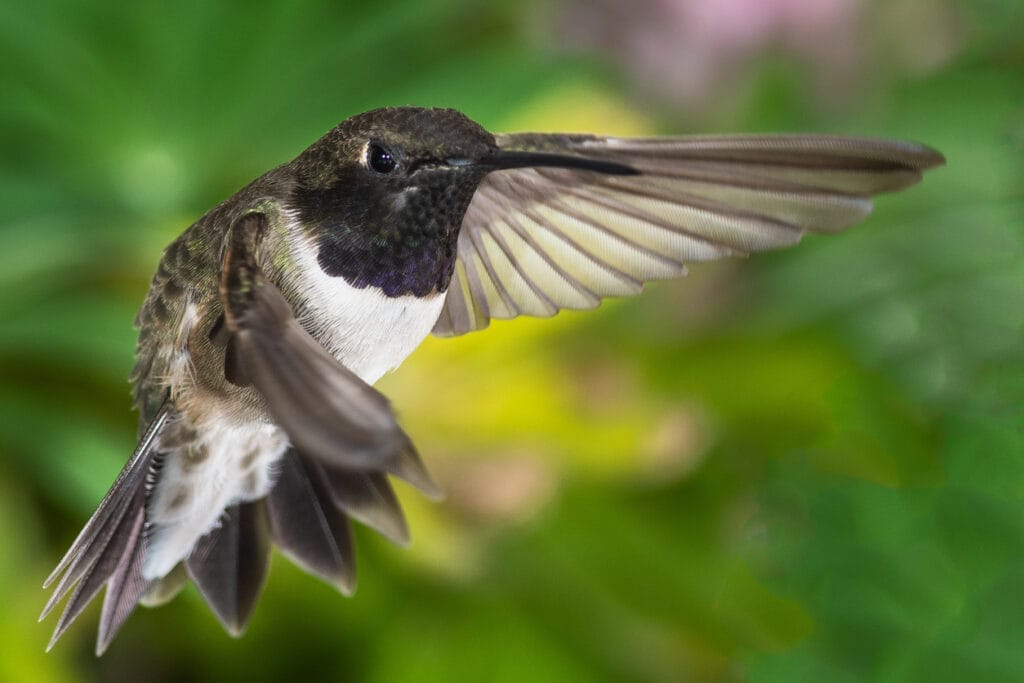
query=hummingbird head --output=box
[288,107,633,298]
[288,107,499,297]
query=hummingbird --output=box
[40,106,943,654]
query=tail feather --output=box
[385,444,444,500]
[42,398,441,653]
[185,502,271,637]
[42,400,168,652]
[40,487,138,622]
[96,504,150,655]
[44,490,144,652]
[44,405,168,588]
[266,449,356,594]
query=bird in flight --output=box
[40,107,943,654]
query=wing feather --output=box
[218,213,441,497]
[434,133,943,336]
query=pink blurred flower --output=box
[670,0,860,48]
[557,0,864,110]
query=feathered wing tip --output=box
[319,465,411,546]
[41,400,168,654]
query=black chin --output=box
[477,150,639,176]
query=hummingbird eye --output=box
[366,142,397,174]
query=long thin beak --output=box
[471,150,639,176]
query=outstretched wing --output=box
[433,133,944,337]
[218,212,439,496]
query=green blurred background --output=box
[1,0,1022,680]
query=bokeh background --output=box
[2,0,1022,681]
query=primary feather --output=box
[433,133,943,336]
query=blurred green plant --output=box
[0,0,1021,681]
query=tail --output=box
[43,424,419,653]
[186,447,413,636]
[40,400,169,655]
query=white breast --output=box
[286,231,446,385]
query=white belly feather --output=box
[144,421,288,579]
[287,235,447,386]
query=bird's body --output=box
[135,195,446,580]
[42,107,944,654]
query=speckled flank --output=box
[166,488,189,511]
[143,417,288,580]
[179,444,210,472]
